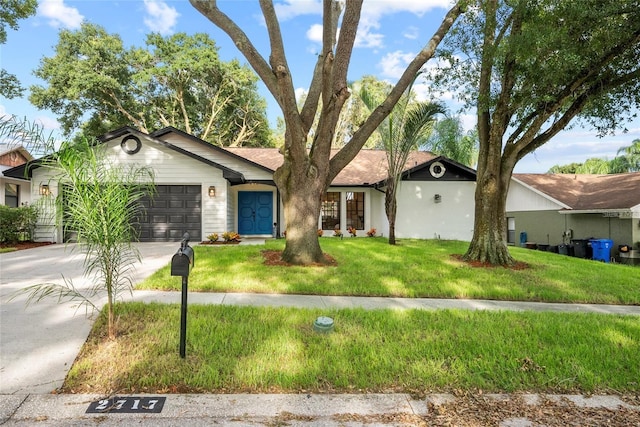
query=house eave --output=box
[511,176,572,210]
[151,126,275,175]
[558,208,637,218]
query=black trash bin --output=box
[558,244,574,256]
[571,239,592,259]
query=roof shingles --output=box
[224,148,437,186]
[514,173,640,210]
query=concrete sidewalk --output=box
[130,290,640,316]
[2,392,639,426]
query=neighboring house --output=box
[4,126,477,243]
[0,144,33,208]
[506,173,640,256]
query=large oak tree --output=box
[0,0,36,98]
[29,23,273,147]
[436,0,640,265]
[190,0,464,264]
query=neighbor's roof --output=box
[224,148,438,186]
[0,144,33,162]
[514,172,640,211]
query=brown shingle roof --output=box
[514,173,640,210]
[224,148,437,186]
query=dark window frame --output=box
[321,192,341,230]
[346,191,365,230]
[5,183,19,208]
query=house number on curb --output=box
[86,396,166,413]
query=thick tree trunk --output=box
[464,151,515,265]
[279,185,324,264]
[274,140,327,265]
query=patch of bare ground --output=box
[421,394,640,426]
[262,250,338,267]
[451,254,530,270]
[0,241,55,251]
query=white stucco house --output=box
[4,126,477,243]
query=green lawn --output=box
[64,303,640,395]
[137,238,640,305]
[66,238,640,395]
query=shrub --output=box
[206,233,219,242]
[222,231,241,242]
[333,229,343,237]
[367,228,376,237]
[317,229,323,237]
[347,226,357,237]
[0,204,38,243]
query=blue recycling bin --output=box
[590,239,613,262]
[519,232,527,247]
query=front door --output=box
[238,191,273,235]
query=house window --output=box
[321,192,341,230]
[5,184,18,208]
[346,191,365,230]
[507,217,515,245]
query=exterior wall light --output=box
[39,184,50,196]
[208,186,216,197]
[434,194,442,203]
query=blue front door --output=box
[238,191,273,235]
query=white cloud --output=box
[378,50,416,79]
[295,87,308,100]
[370,0,451,15]
[354,18,384,49]
[143,0,180,35]
[274,0,322,20]
[34,115,60,131]
[403,26,419,40]
[306,24,323,43]
[37,0,83,30]
[299,0,449,49]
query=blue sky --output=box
[2,0,639,173]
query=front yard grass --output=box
[137,238,640,305]
[64,302,640,395]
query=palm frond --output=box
[10,278,98,317]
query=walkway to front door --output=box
[238,191,273,235]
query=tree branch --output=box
[507,27,640,146]
[328,1,464,183]
[189,0,279,106]
[510,66,640,162]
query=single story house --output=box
[506,173,640,256]
[5,126,477,243]
[0,144,33,208]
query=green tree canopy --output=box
[0,0,37,98]
[29,23,273,147]
[422,116,478,167]
[548,139,640,174]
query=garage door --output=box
[135,185,202,242]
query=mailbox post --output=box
[171,232,194,358]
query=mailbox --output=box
[171,233,194,277]
[171,233,194,359]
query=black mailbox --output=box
[171,233,194,277]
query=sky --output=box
[1,0,639,173]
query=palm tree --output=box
[360,80,446,244]
[422,117,479,168]
[616,139,640,172]
[10,133,154,340]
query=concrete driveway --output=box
[0,242,176,394]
